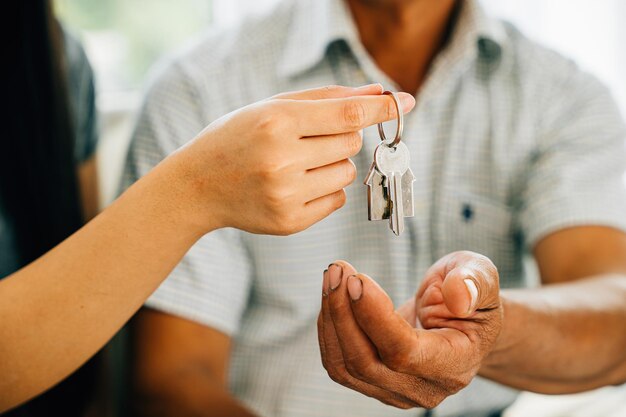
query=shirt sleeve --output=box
[519,66,626,247]
[121,62,253,336]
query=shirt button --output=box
[462,203,474,222]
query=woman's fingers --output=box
[300,190,347,230]
[273,83,384,100]
[299,131,363,169]
[289,93,416,137]
[302,159,357,203]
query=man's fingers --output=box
[396,297,420,328]
[318,269,330,362]
[347,274,426,371]
[319,263,419,409]
[439,252,501,318]
[327,265,382,374]
[273,84,383,100]
[326,265,419,399]
[292,93,416,137]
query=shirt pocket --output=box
[436,191,519,280]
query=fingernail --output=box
[464,278,478,314]
[347,275,363,301]
[322,269,329,296]
[328,264,343,291]
[397,92,416,112]
[356,83,383,92]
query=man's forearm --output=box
[135,378,257,417]
[480,275,626,393]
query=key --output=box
[363,90,415,236]
[375,142,412,235]
[401,164,416,217]
[364,161,390,220]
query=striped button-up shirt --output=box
[123,0,626,416]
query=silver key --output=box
[375,142,412,235]
[401,167,416,217]
[363,90,415,236]
[364,162,390,220]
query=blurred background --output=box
[53,1,626,416]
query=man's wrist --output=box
[480,293,524,371]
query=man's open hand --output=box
[317,251,502,409]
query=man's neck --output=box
[347,0,459,94]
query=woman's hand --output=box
[172,84,415,236]
[317,252,502,409]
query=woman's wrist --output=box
[159,144,227,237]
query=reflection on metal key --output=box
[375,143,412,235]
[364,162,390,220]
[363,90,415,236]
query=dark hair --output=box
[3,1,83,262]
[3,1,100,416]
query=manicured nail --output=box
[356,83,383,92]
[328,264,343,291]
[322,269,329,296]
[347,275,363,301]
[397,92,416,112]
[464,278,478,314]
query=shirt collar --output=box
[277,0,358,78]
[277,0,508,79]
[444,0,507,64]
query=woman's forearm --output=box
[0,85,411,412]
[480,275,626,393]
[0,155,214,412]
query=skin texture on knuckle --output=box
[342,100,367,130]
[448,373,473,393]
[256,101,290,139]
[406,382,447,410]
[385,97,398,121]
[327,368,351,387]
[261,194,301,235]
[376,395,418,410]
[344,132,363,156]
[276,212,302,236]
[256,152,288,180]
[341,159,358,185]
[344,357,376,381]
[421,393,446,410]
[333,190,347,209]
[388,400,417,410]
[323,85,344,95]
[263,182,292,206]
[380,349,413,374]
[436,363,475,396]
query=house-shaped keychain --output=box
[364,162,416,222]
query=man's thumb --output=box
[440,253,500,318]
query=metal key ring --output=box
[377,90,404,148]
